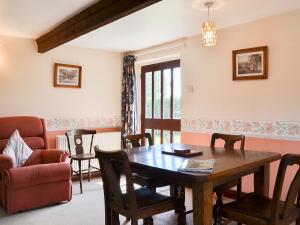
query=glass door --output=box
[141,60,181,144]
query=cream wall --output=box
[0,37,122,130]
[131,10,300,197]
[133,10,300,140]
[181,10,300,122]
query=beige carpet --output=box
[0,178,261,225]
[0,178,196,225]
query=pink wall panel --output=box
[182,132,300,199]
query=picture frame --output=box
[54,63,82,88]
[232,46,268,80]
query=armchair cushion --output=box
[0,116,47,153]
[23,149,69,166]
[3,163,72,189]
[23,150,43,166]
[42,149,69,164]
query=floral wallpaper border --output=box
[182,118,300,140]
[46,117,121,131]
[46,117,300,140]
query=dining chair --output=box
[94,147,186,225]
[122,132,153,148]
[66,129,100,194]
[123,133,185,201]
[217,154,300,225]
[211,133,245,225]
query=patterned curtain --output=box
[121,55,139,138]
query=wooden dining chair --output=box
[66,129,100,194]
[211,133,245,225]
[123,133,185,201]
[94,147,186,225]
[217,154,300,225]
[122,132,153,148]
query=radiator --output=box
[56,132,121,173]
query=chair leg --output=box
[131,219,138,225]
[179,185,185,200]
[88,159,91,182]
[170,184,178,198]
[149,187,156,192]
[143,217,153,225]
[111,211,120,225]
[214,192,223,225]
[237,179,242,225]
[177,200,186,225]
[78,160,83,194]
[172,185,185,213]
[70,159,73,174]
[237,178,242,200]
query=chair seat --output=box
[70,153,95,160]
[124,187,174,208]
[132,173,170,188]
[220,193,299,225]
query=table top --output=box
[125,143,281,183]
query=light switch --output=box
[186,85,194,94]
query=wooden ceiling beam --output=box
[36,0,161,53]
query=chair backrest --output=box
[94,146,137,210]
[271,154,300,223]
[122,133,153,148]
[0,116,48,153]
[65,129,96,155]
[210,133,245,151]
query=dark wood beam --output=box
[36,0,162,53]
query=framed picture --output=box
[232,46,268,80]
[54,63,82,88]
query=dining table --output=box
[123,143,281,225]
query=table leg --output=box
[193,181,213,225]
[254,164,270,196]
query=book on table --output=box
[178,159,215,173]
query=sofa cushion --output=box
[3,130,33,168]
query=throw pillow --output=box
[3,130,33,168]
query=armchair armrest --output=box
[0,154,13,175]
[42,149,69,164]
[3,163,72,189]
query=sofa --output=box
[0,116,72,214]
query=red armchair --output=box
[0,116,72,214]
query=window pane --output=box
[173,67,181,119]
[145,72,152,118]
[145,129,152,146]
[154,130,161,145]
[163,130,171,144]
[173,131,181,143]
[163,69,171,119]
[154,71,161,119]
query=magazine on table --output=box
[178,159,215,173]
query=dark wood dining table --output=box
[124,143,281,225]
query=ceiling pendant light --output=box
[201,2,217,47]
